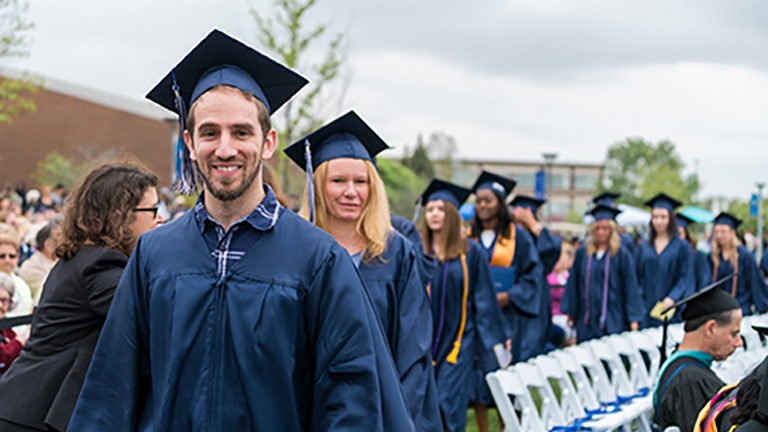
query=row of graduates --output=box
[565,191,768,345]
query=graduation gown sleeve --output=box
[504,229,543,317]
[693,251,713,291]
[619,249,645,325]
[668,240,693,302]
[743,250,768,314]
[560,246,584,320]
[761,251,768,278]
[470,242,509,351]
[536,227,562,275]
[392,242,440,430]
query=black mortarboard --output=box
[472,171,516,199]
[664,273,740,321]
[644,193,682,212]
[283,111,388,224]
[510,195,546,213]
[589,204,621,221]
[713,212,743,230]
[677,213,695,230]
[593,192,620,207]
[659,273,740,363]
[145,29,308,196]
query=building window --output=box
[512,173,535,188]
[574,174,599,191]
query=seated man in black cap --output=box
[654,278,744,432]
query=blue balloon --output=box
[459,203,475,221]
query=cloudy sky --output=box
[8,0,768,198]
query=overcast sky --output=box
[7,0,768,198]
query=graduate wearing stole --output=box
[677,214,713,291]
[419,179,509,432]
[68,31,415,432]
[635,193,693,327]
[561,205,644,343]
[510,195,563,352]
[285,111,441,432]
[707,212,768,316]
[593,191,636,254]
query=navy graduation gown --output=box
[635,237,693,327]
[708,245,768,316]
[760,251,768,279]
[391,214,424,252]
[68,210,414,432]
[489,227,543,362]
[430,240,507,432]
[357,232,441,431]
[561,245,644,343]
[532,227,561,352]
[692,249,713,291]
[621,233,636,254]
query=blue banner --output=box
[535,170,546,199]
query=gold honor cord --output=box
[446,253,469,365]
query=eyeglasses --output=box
[0,254,17,260]
[133,206,159,219]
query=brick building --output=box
[0,69,177,188]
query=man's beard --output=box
[201,157,262,202]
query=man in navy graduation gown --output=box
[68,30,414,432]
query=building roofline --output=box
[0,68,176,122]
[457,158,603,169]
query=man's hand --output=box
[630,322,639,331]
[497,292,510,308]
[662,297,675,309]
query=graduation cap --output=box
[283,111,389,224]
[472,171,516,199]
[145,29,308,196]
[589,204,621,221]
[510,195,545,213]
[593,191,620,207]
[412,179,472,223]
[644,193,682,212]
[713,212,743,230]
[659,273,740,363]
[677,213,695,230]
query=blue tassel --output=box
[170,70,200,196]
[305,139,315,224]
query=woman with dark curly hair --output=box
[0,163,163,432]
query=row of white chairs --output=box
[487,315,768,432]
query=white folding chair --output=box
[549,349,603,413]
[486,367,546,432]
[625,331,662,383]
[566,344,618,405]
[530,355,587,425]
[605,334,653,392]
[587,338,635,398]
[515,362,568,430]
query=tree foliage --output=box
[378,157,427,218]
[401,135,434,179]
[0,0,36,123]
[597,138,700,207]
[30,151,90,191]
[252,0,345,194]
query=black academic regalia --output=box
[635,237,693,327]
[708,245,768,316]
[655,355,725,432]
[357,232,442,431]
[68,210,415,432]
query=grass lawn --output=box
[465,408,502,432]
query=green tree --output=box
[402,135,435,179]
[0,0,37,123]
[377,157,426,218]
[252,0,345,194]
[597,138,700,207]
[425,131,457,180]
[31,151,89,191]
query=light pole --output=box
[758,182,765,261]
[543,153,558,226]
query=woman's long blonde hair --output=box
[585,220,621,257]
[300,159,392,263]
[711,227,739,270]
